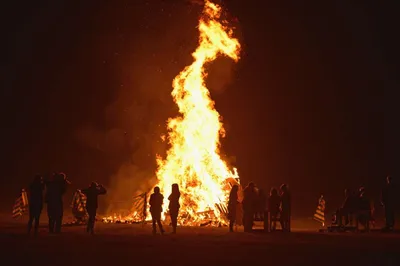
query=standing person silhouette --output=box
[228,185,239,232]
[81,182,107,234]
[45,173,67,234]
[268,187,281,231]
[242,182,257,232]
[279,184,291,232]
[150,186,165,235]
[381,176,396,231]
[168,184,181,234]
[27,175,45,236]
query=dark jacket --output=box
[150,193,164,213]
[268,194,281,215]
[81,185,106,210]
[280,191,291,214]
[29,182,45,209]
[381,183,396,208]
[242,187,257,212]
[45,180,67,206]
[168,192,180,213]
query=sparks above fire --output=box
[154,0,241,226]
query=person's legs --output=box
[386,207,395,229]
[27,210,34,234]
[171,213,177,233]
[90,210,96,234]
[34,212,41,235]
[157,213,164,234]
[151,213,157,233]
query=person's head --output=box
[90,182,98,188]
[54,173,63,182]
[231,184,239,193]
[359,186,365,197]
[280,184,288,192]
[47,173,55,181]
[387,175,392,184]
[33,174,42,183]
[247,182,255,189]
[154,186,160,194]
[172,183,180,194]
[270,187,278,196]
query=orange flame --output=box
[155,0,241,225]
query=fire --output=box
[155,1,241,225]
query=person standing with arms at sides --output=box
[228,185,239,232]
[150,186,165,235]
[242,182,257,232]
[381,176,396,232]
[81,182,107,234]
[168,183,181,234]
[268,187,281,231]
[279,184,291,232]
[27,174,45,236]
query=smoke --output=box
[75,1,241,215]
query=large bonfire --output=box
[103,1,241,226]
[154,0,241,226]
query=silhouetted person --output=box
[279,184,291,232]
[257,189,267,221]
[357,187,372,231]
[168,184,180,234]
[268,187,281,231]
[336,189,356,226]
[45,173,67,233]
[27,175,45,236]
[81,182,106,234]
[381,176,396,231]
[150,186,164,234]
[228,185,239,232]
[45,173,55,233]
[242,182,257,232]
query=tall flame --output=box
[155,1,241,225]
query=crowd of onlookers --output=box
[26,173,106,236]
[24,173,396,236]
[333,175,396,232]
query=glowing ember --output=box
[154,0,241,225]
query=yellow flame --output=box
[155,0,241,225]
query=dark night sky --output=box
[0,0,397,215]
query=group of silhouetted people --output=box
[26,173,106,236]
[26,174,396,236]
[334,175,397,232]
[149,183,181,234]
[228,182,291,233]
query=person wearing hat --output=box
[81,182,107,234]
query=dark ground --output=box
[1,214,399,266]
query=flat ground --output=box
[1,216,399,266]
